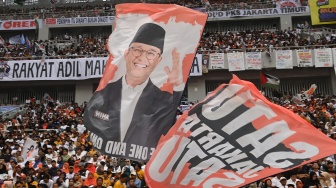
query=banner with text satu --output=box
[145,75,336,188]
[83,3,207,161]
[309,0,336,25]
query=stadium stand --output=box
[0,0,335,187]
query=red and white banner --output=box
[84,4,207,161]
[45,16,115,25]
[315,48,333,67]
[0,19,42,30]
[145,75,336,188]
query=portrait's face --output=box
[124,42,162,82]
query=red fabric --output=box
[146,75,336,188]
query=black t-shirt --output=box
[22,167,33,176]
[78,169,87,177]
[49,167,58,177]
[39,171,49,179]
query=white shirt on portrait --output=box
[120,76,148,142]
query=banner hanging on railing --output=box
[0,19,42,30]
[45,16,115,25]
[245,52,262,70]
[275,50,293,69]
[227,52,245,71]
[296,49,313,67]
[314,48,333,67]
[209,53,225,69]
[208,6,309,19]
[190,54,203,76]
[0,57,108,81]
[202,54,210,73]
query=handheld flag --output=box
[35,42,44,52]
[83,3,207,161]
[145,75,336,188]
[304,84,317,95]
[25,36,31,48]
[42,93,53,103]
[260,72,280,89]
[297,84,317,100]
[20,34,25,45]
[9,35,21,44]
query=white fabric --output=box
[120,76,148,142]
[39,179,54,188]
[77,124,86,134]
[271,177,282,188]
[287,178,299,188]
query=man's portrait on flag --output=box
[84,4,207,161]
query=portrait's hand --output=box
[164,48,183,87]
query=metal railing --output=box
[197,44,336,54]
[0,54,109,61]
[1,44,336,60]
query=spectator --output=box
[101,171,111,187]
[26,176,38,188]
[114,174,128,188]
[83,172,96,187]
[320,171,335,188]
[96,177,105,188]
[128,172,141,188]
[39,175,53,188]
[272,173,283,187]
[304,171,320,187]
[122,159,134,177]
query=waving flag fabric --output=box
[145,75,336,188]
[84,3,207,161]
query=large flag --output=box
[145,75,336,188]
[260,72,280,89]
[83,3,207,161]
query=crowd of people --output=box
[0,100,147,188]
[0,35,109,60]
[0,0,308,20]
[242,92,336,188]
[1,27,336,60]
[198,28,336,53]
[0,87,336,188]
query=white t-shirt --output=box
[120,76,148,142]
[39,179,54,188]
[271,177,282,188]
[77,124,86,134]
